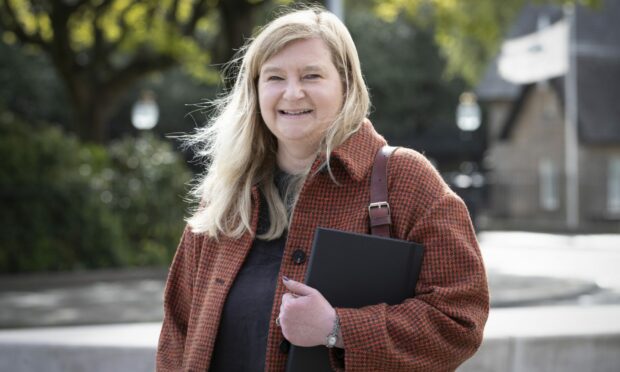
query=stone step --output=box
[0,305,618,372]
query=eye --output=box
[266,75,283,81]
[304,74,321,80]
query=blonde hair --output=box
[186,6,370,239]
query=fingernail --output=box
[283,276,290,281]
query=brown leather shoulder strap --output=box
[369,145,398,237]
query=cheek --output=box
[259,84,279,106]
[257,87,272,118]
[327,80,344,109]
[319,90,344,118]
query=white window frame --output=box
[607,156,620,215]
[539,159,560,211]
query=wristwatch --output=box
[325,314,340,348]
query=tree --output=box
[0,0,272,143]
[347,9,466,138]
[0,39,70,126]
[373,0,600,83]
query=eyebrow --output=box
[302,65,325,73]
[260,66,282,75]
[260,64,327,75]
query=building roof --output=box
[476,58,520,101]
[575,0,620,144]
[477,0,620,144]
[476,4,562,101]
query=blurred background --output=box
[0,0,619,371]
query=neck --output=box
[276,142,319,174]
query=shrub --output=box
[0,112,192,273]
[105,132,192,266]
[0,113,125,272]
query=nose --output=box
[283,79,305,100]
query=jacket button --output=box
[279,339,290,354]
[292,249,306,265]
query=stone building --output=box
[477,1,620,232]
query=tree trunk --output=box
[67,78,119,144]
[215,0,260,64]
[72,96,108,143]
[36,1,272,143]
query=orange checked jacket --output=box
[156,120,489,372]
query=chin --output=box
[277,128,310,140]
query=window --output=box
[607,156,620,215]
[539,159,559,211]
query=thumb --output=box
[282,276,315,296]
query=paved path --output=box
[480,231,620,307]
[0,231,618,329]
[480,232,620,288]
[0,268,166,328]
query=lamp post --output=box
[456,92,481,133]
[455,91,483,228]
[131,90,159,130]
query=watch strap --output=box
[325,314,340,348]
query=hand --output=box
[278,276,336,347]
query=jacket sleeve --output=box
[156,226,197,371]
[332,192,489,371]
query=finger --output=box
[282,292,298,304]
[282,276,316,296]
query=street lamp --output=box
[131,90,159,130]
[454,92,483,228]
[456,92,481,132]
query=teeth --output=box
[281,109,311,115]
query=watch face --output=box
[327,335,337,347]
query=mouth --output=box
[278,109,313,116]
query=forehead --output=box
[260,38,335,71]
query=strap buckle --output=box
[368,201,390,215]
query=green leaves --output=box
[348,9,466,138]
[0,113,192,273]
[0,0,272,142]
[373,0,600,83]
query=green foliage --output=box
[1,0,220,83]
[0,0,273,142]
[373,0,601,83]
[107,67,221,141]
[0,111,192,273]
[348,10,466,139]
[0,41,70,127]
[0,112,125,272]
[104,132,192,266]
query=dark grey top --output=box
[209,172,290,372]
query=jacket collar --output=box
[328,119,387,182]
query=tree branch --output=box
[167,0,180,24]
[105,0,146,56]
[92,0,116,72]
[182,0,209,36]
[62,0,90,12]
[213,0,266,64]
[46,0,82,85]
[0,0,46,47]
[106,53,176,94]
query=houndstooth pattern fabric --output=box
[156,120,489,371]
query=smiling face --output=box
[258,38,344,165]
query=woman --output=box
[157,7,488,372]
